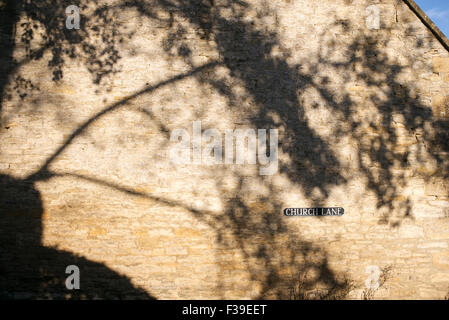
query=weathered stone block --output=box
[398,224,425,239]
[433,57,449,73]
[432,96,449,119]
[433,252,449,270]
[444,73,449,83]
[424,177,449,196]
[430,273,449,283]
[165,246,188,256]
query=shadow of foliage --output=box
[0,174,154,299]
[1,0,448,299]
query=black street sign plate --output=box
[283,207,344,216]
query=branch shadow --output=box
[1,0,448,299]
[0,1,154,299]
[0,174,154,299]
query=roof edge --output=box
[403,0,449,53]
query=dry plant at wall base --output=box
[362,265,394,300]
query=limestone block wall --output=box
[0,0,448,299]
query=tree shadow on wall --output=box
[154,0,449,224]
[0,174,154,299]
[0,0,125,113]
[0,0,17,114]
[0,0,154,300]
[123,0,449,296]
[1,0,352,300]
[1,0,449,300]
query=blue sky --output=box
[415,0,449,37]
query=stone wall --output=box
[0,0,448,299]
